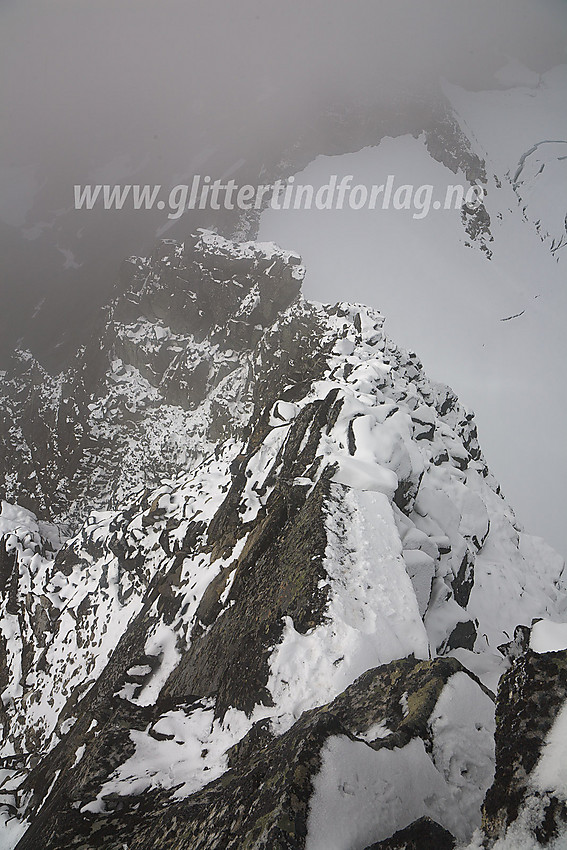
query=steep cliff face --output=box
[0,232,304,526]
[0,233,566,849]
[478,625,567,849]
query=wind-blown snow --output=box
[268,489,429,733]
[530,620,567,654]
[531,699,567,800]
[82,702,253,811]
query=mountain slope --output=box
[1,233,566,849]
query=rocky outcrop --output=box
[364,816,456,849]
[480,643,567,847]
[0,232,305,527]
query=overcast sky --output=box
[2,0,567,191]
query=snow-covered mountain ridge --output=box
[1,231,566,848]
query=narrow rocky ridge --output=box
[1,232,566,849]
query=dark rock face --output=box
[163,471,333,718]
[364,816,456,850]
[14,657,468,850]
[446,619,477,652]
[462,200,493,259]
[0,232,304,527]
[482,649,567,845]
[422,103,487,186]
[0,351,67,519]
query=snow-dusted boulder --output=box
[479,630,567,848]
